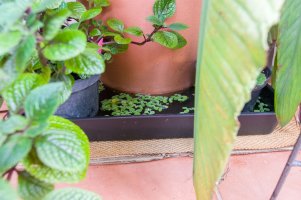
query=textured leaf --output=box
[152,31,178,48]
[44,9,71,41]
[51,74,74,104]
[124,27,143,36]
[0,135,32,175]
[0,115,28,135]
[107,18,124,33]
[168,23,188,31]
[15,35,36,73]
[67,2,86,19]
[275,0,301,126]
[0,179,18,200]
[94,0,110,7]
[114,35,132,44]
[65,48,105,75]
[170,31,187,49]
[81,8,102,22]
[43,30,86,61]
[32,0,63,12]
[193,0,283,199]
[0,31,22,56]
[24,82,65,123]
[153,0,176,21]
[44,188,101,200]
[2,74,39,113]
[90,28,102,37]
[18,171,54,200]
[146,15,164,26]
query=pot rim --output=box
[72,74,100,93]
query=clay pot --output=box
[100,0,201,94]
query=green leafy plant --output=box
[256,73,267,86]
[254,97,271,112]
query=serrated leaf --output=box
[146,15,164,26]
[2,74,40,113]
[275,0,301,126]
[153,0,176,21]
[107,18,124,33]
[152,31,178,48]
[0,31,22,56]
[80,8,102,22]
[35,120,88,172]
[44,188,101,200]
[67,2,86,19]
[0,135,32,175]
[32,0,63,12]
[15,35,36,73]
[0,179,18,200]
[94,0,110,7]
[44,9,71,41]
[168,23,188,31]
[170,31,187,49]
[124,27,143,36]
[193,0,283,199]
[0,115,28,135]
[43,30,86,61]
[114,35,132,44]
[24,82,65,123]
[18,171,54,200]
[65,48,105,75]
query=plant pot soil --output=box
[99,0,202,95]
[56,75,100,118]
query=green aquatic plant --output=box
[254,97,271,112]
[180,106,195,114]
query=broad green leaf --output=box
[44,188,101,200]
[68,22,80,30]
[0,115,28,135]
[152,31,178,48]
[24,82,65,123]
[44,9,71,41]
[24,122,49,137]
[51,74,74,104]
[193,0,283,199]
[18,171,54,200]
[80,8,102,22]
[114,35,132,44]
[65,48,105,75]
[124,27,143,36]
[90,28,102,37]
[94,0,110,7]
[67,2,86,19]
[43,30,86,61]
[170,31,187,49]
[104,43,128,54]
[0,135,32,175]
[15,35,36,73]
[0,179,18,200]
[275,0,301,126]
[168,23,188,31]
[0,31,22,56]
[153,0,176,21]
[32,0,63,12]
[35,117,89,172]
[2,74,39,113]
[146,15,164,26]
[107,18,124,33]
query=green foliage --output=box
[114,35,132,44]
[256,73,267,86]
[152,31,178,48]
[0,179,18,200]
[107,18,125,33]
[168,23,188,31]
[43,188,101,200]
[254,97,271,112]
[153,0,176,21]
[124,27,143,36]
[67,2,87,19]
[146,15,164,26]
[0,32,22,56]
[81,8,102,22]
[180,107,194,114]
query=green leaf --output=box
[65,48,105,75]
[168,23,188,31]
[90,28,102,37]
[51,74,74,104]
[170,31,187,49]
[24,82,65,123]
[44,188,101,200]
[114,35,132,44]
[193,0,283,199]
[2,74,40,113]
[146,15,164,26]
[32,0,63,12]
[67,2,86,19]
[0,31,22,56]
[152,31,178,48]
[24,122,49,137]
[94,0,110,7]
[275,0,301,126]
[104,43,128,54]
[124,27,143,36]
[15,35,36,73]
[80,8,102,22]
[0,135,32,175]
[44,9,71,41]
[0,179,18,200]
[0,115,28,135]
[153,0,176,21]
[107,18,124,33]
[18,171,54,200]
[43,30,86,61]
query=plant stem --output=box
[3,166,16,181]
[131,26,162,46]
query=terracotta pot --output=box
[101,0,202,94]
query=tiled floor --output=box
[61,151,301,200]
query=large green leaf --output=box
[15,35,36,73]
[193,0,283,199]
[152,31,178,48]
[0,135,32,175]
[0,179,18,200]
[42,30,86,61]
[65,48,105,75]
[124,27,143,36]
[32,0,63,12]
[0,115,28,135]
[18,171,54,200]
[44,188,101,200]
[153,0,176,21]
[114,35,132,44]
[80,8,102,22]
[67,2,86,19]
[0,31,22,56]
[107,18,124,33]
[275,0,301,126]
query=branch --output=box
[131,26,162,46]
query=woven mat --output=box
[90,119,300,164]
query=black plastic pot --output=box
[242,67,272,112]
[56,75,100,118]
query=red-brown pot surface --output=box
[101,0,202,95]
